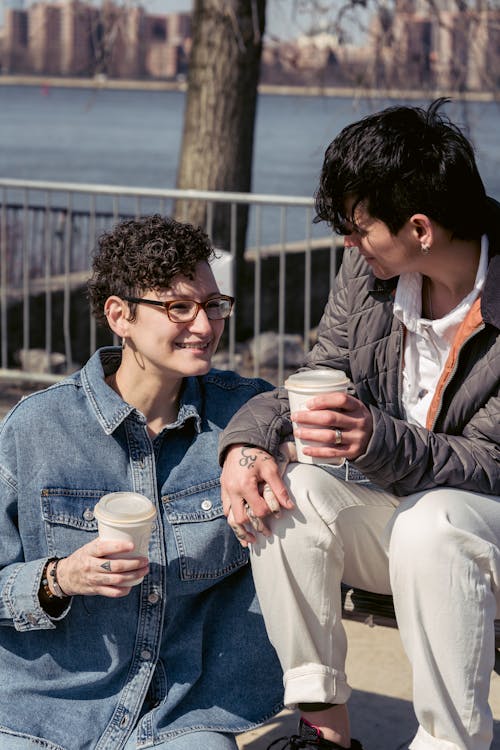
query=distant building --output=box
[144,12,190,79]
[0,1,191,79]
[0,1,498,93]
[386,11,433,89]
[261,1,499,93]
[59,1,95,77]
[265,2,496,93]
[2,8,29,72]
[368,3,500,92]
[29,3,60,74]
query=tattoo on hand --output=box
[239,447,257,468]
[239,446,271,469]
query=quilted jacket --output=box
[220,199,500,497]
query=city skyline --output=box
[1,0,498,93]
[0,0,335,41]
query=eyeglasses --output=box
[333,214,363,237]
[122,295,234,323]
[333,197,365,236]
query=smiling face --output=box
[342,198,424,280]
[120,261,226,380]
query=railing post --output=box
[0,189,7,369]
[44,192,52,367]
[63,195,73,371]
[304,206,312,357]
[252,205,262,378]
[278,205,287,385]
[22,189,30,359]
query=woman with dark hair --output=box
[220,100,500,750]
[0,214,282,749]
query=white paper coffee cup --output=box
[94,492,157,586]
[284,369,350,465]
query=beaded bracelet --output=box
[40,558,57,600]
[41,557,68,599]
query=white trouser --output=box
[250,463,500,750]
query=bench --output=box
[341,584,500,674]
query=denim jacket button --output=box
[147,593,159,604]
[201,499,212,511]
[140,649,152,660]
[83,508,94,521]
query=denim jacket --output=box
[0,348,283,750]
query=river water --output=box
[2,84,500,200]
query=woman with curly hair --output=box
[0,214,283,749]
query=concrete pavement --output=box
[237,619,500,750]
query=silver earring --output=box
[421,243,430,255]
[121,338,126,350]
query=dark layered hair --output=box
[314,98,487,240]
[87,214,214,324]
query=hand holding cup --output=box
[285,369,350,465]
[93,492,156,586]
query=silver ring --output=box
[334,428,342,445]
[100,560,112,573]
[243,500,254,518]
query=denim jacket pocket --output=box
[41,488,101,557]
[163,478,248,583]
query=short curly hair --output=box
[88,214,215,324]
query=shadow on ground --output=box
[238,693,500,750]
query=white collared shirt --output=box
[393,236,488,427]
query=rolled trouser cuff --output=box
[283,663,352,709]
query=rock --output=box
[16,349,66,374]
[211,351,244,371]
[247,332,305,368]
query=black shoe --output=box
[267,719,364,749]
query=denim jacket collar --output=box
[80,347,202,436]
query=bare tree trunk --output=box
[176,0,266,337]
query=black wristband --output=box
[298,702,338,712]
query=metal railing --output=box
[0,178,343,385]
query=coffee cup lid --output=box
[94,492,156,523]
[284,369,350,390]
